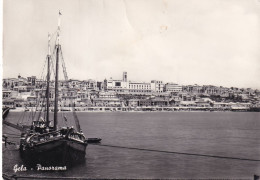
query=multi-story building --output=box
[2,73,259,109]
[3,78,19,90]
[128,99,139,107]
[151,80,164,93]
[27,76,36,86]
[82,79,98,91]
[164,83,182,93]
[13,86,27,93]
[107,77,128,93]
[106,72,151,94]
[97,81,104,91]
[128,81,152,94]
[68,79,82,89]
[2,90,12,99]
[35,79,45,88]
[92,91,121,107]
[139,99,152,107]
[2,99,15,108]
[106,72,159,95]
[182,85,203,94]
[99,91,117,98]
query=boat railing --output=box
[27,130,63,144]
[68,132,86,142]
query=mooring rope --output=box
[90,144,260,162]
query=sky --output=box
[2,0,260,89]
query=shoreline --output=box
[9,107,254,113]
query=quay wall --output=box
[10,106,253,112]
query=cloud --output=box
[3,0,260,89]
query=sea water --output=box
[2,111,260,179]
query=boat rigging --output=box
[18,12,88,165]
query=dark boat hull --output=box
[20,138,87,166]
[87,138,102,144]
[2,107,10,120]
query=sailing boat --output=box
[19,12,88,165]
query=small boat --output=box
[60,108,71,111]
[87,138,102,143]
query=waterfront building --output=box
[151,97,168,106]
[232,102,251,108]
[180,101,196,107]
[212,102,231,109]
[73,90,89,107]
[128,99,139,107]
[2,73,260,109]
[60,88,77,106]
[195,99,211,107]
[93,97,122,107]
[93,91,121,107]
[139,99,152,107]
[168,99,181,106]
[74,91,89,107]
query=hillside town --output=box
[2,72,260,112]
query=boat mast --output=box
[54,11,62,131]
[46,33,51,126]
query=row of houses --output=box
[2,88,253,111]
[2,73,260,109]
[5,73,259,96]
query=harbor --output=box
[7,105,259,113]
[2,111,260,179]
[2,0,260,179]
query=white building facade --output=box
[165,83,182,93]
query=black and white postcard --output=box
[2,0,260,179]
